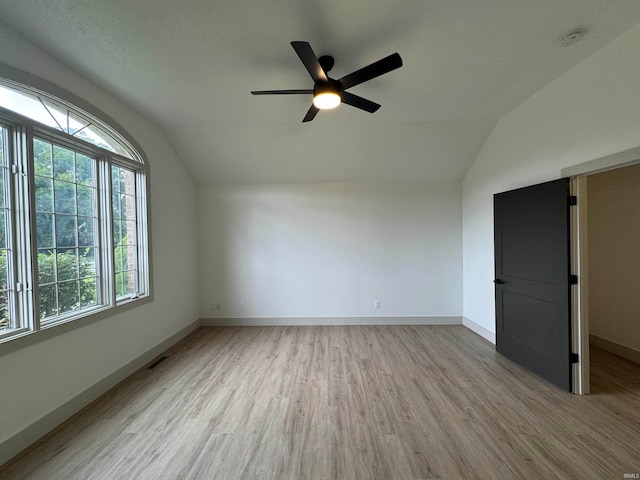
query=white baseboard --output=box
[200,316,462,327]
[590,334,640,365]
[0,319,201,467]
[462,317,496,344]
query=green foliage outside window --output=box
[37,250,97,318]
[33,138,99,320]
[114,236,131,299]
[0,249,97,325]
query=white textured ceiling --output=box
[2,1,640,185]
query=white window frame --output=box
[0,64,152,348]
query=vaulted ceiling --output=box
[2,1,640,185]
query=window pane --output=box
[57,280,79,314]
[77,185,93,216]
[80,247,97,278]
[0,251,7,286]
[112,192,121,220]
[127,270,137,295]
[55,215,77,247]
[123,169,135,193]
[37,249,56,285]
[53,145,75,179]
[125,220,137,244]
[0,165,4,211]
[112,220,121,247]
[111,167,120,193]
[75,154,94,184]
[0,86,62,131]
[0,84,135,159]
[35,177,53,212]
[120,219,130,245]
[115,272,124,298]
[0,218,5,251]
[39,284,58,319]
[114,240,124,272]
[77,217,95,247]
[36,213,55,248]
[115,271,136,299]
[112,164,141,302]
[33,138,53,176]
[126,246,137,271]
[35,137,100,323]
[54,181,76,214]
[120,194,131,220]
[0,291,8,331]
[120,176,127,194]
[56,249,78,282]
[80,277,97,307]
[120,194,128,220]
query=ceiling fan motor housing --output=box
[314,80,343,98]
[318,55,335,73]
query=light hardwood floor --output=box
[1,325,639,479]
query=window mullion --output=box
[100,157,115,306]
[14,124,37,332]
[135,170,149,296]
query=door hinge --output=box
[570,353,579,364]
[569,195,577,206]
[570,274,578,285]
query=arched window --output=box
[0,66,150,344]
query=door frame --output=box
[570,176,589,394]
[563,145,640,394]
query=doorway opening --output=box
[565,147,640,394]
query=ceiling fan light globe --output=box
[313,92,341,109]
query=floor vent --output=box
[146,356,169,370]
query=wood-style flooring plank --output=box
[1,326,640,479]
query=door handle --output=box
[493,279,506,284]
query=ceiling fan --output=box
[251,41,403,123]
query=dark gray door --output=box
[494,178,572,391]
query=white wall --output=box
[0,23,199,459]
[462,23,640,335]
[588,164,640,353]
[198,182,462,322]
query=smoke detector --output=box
[559,28,587,47]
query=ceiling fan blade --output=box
[341,92,381,113]
[291,41,328,83]
[251,89,313,95]
[302,105,320,123]
[338,52,403,90]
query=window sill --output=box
[0,293,152,356]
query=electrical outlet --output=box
[374,300,381,309]
[209,303,221,311]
